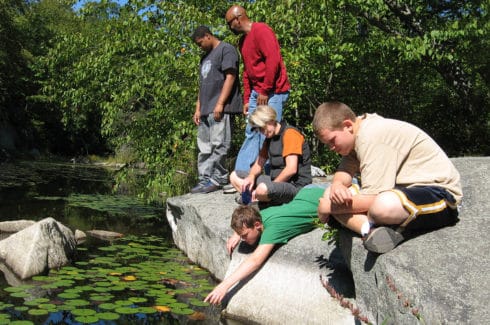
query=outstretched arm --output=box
[204,243,275,305]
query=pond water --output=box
[0,161,225,325]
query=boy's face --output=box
[237,222,262,245]
[316,120,355,156]
[194,34,213,53]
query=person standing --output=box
[225,5,291,174]
[191,26,242,194]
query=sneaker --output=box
[362,227,405,254]
[235,194,244,205]
[199,180,222,194]
[223,184,237,194]
[190,182,207,194]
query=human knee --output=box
[229,171,243,190]
[254,182,269,198]
[369,191,406,224]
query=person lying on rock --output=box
[313,101,463,254]
[229,105,312,207]
[204,185,323,305]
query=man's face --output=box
[237,222,262,245]
[225,13,242,35]
[194,35,213,53]
[317,123,355,156]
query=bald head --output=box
[225,5,246,19]
[225,5,251,34]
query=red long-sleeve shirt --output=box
[239,22,290,104]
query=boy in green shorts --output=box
[204,186,324,305]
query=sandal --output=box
[363,227,405,254]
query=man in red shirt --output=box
[225,5,291,175]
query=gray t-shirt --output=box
[199,42,242,116]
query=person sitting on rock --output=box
[204,186,324,305]
[313,101,463,253]
[229,105,312,207]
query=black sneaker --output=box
[362,227,405,254]
[190,182,207,194]
[199,181,221,194]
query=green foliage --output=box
[4,0,488,198]
[315,218,339,246]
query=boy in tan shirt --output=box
[313,101,462,253]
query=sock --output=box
[361,221,374,237]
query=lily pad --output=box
[74,315,99,323]
[97,312,120,320]
[114,306,137,314]
[27,309,49,316]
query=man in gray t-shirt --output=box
[191,26,242,194]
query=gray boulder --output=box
[166,190,355,324]
[166,157,489,324]
[0,217,76,279]
[339,157,489,324]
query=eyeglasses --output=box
[226,14,241,26]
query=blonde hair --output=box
[312,102,356,134]
[249,105,277,128]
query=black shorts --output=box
[391,186,459,231]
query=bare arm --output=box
[242,153,268,192]
[327,171,354,205]
[193,98,201,125]
[204,243,275,305]
[213,70,236,121]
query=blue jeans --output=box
[234,90,290,173]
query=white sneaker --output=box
[223,184,237,194]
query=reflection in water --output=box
[0,160,227,324]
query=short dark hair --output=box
[192,25,212,41]
[231,206,262,232]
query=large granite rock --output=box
[338,157,490,324]
[0,217,76,279]
[166,157,489,324]
[167,189,355,324]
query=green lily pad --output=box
[172,307,195,315]
[4,287,25,292]
[10,291,30,298]
[64,299,90,306]
[128,297,147,303]
[27,309,49,316]
[189,299,210,307]
[38,303,57,310]
[74,315,99,323]
[136,306,157,314]
[114,306,137,314]
[97,312,120,320]
[58,292,80,299]
[71,308,96,316]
